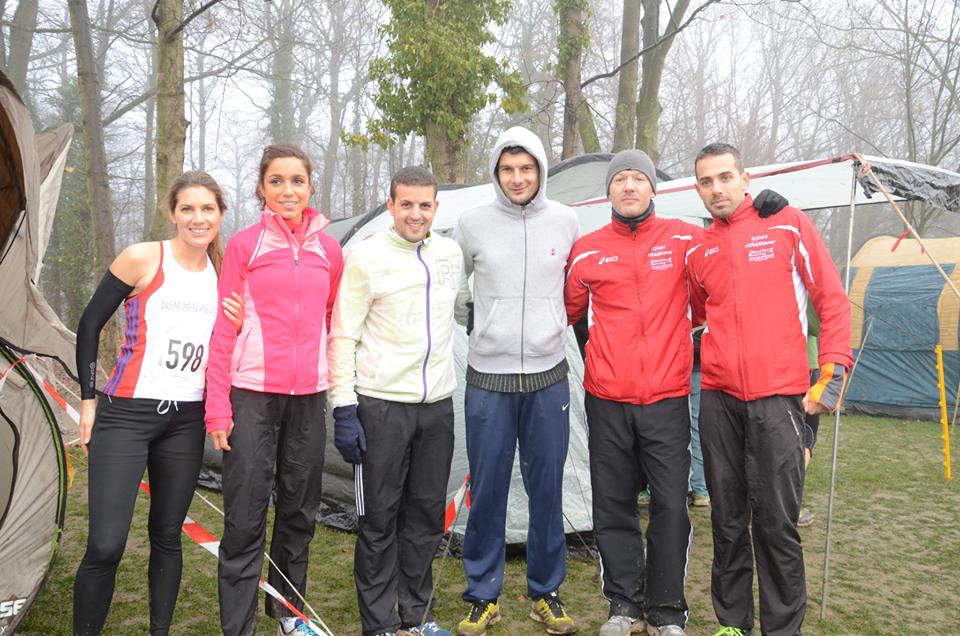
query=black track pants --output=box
[73,396,205,636]
[218,389,326,636]
[353,396,455,636]
[699,390,807,636]
[585,393,692,627]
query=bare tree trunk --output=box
[406,136,418,167]
[320,92,342,216]
[389,137,402,178]
[267,0,297,144]
[67,0,118,362]
[425,120,467,183]
[7,0,38,97]
[370,146,384,208]
[320,5,345,215]
[636,0,691,164]
[613,0,641,151]
[143,0,156,239]
[144,89,156,236]
[196,46,208,170]
[150,0,187,239]
[579,99,601,153]
[558,0,586,159]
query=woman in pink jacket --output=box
[204,144,343,636]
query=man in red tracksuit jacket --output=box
[686,143,852,636]
[565,150,701,636]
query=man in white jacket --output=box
[328,166,464,636]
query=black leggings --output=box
[73,396,205,636]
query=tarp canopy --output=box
[0,69,74,633]
[844,236,960,419]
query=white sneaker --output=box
[600,615,646,636]
[646,625,686,636]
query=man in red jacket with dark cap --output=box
[686,143,852,636]
[565,149,699,636]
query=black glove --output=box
[803,422,817,451]
[333,405,366,464]
[466,301,474,336]
[754,189,789,218]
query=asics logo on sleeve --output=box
[704,246,720,258]
[598,255,619,265]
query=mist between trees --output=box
[4,0,959,333]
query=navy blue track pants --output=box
[461,379,570,602]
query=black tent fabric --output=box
[855,157,960,214]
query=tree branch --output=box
[102,39,265,127]
[0,19,69,33]
[157,0,224,42]
[581,0,719,89]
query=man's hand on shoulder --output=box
[754,189,789,218]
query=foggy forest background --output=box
[4,0,959,336]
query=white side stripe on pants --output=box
[354,463,366,516]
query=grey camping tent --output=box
[0,69,75,633]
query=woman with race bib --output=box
[73,171,241,635]
[203,144,343,636]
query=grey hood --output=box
[488,126,550,214]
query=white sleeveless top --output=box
[103,241,219,401]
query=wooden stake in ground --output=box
[935,345,952,481]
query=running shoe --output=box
[529,591,576,634]
[400,620,453,636]
[599,614,645,635]
[456,599,500,636]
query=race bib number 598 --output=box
[163,339,205,373]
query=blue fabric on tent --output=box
[845,264,959,414]
[863,265,950,350]
[846,348,958,409]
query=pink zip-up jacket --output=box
[204,207,344,432]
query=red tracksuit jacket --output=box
[565,214,704,405]
[686,196,853,401]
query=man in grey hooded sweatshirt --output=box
[453,126,579,636]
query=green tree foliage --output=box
[367,0,526,182]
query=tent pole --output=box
[819,169,858,620]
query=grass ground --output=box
[18,414,960,635]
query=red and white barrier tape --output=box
[444,473,470,532]
[34,365,475,636]
[137,483,329,634]
[33,363,331,635]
